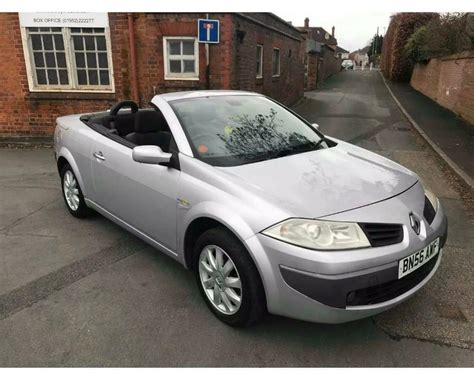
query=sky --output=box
[284,10,393,52]
[6,0,472,53]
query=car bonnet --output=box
[216,141,419,219]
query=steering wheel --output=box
[109,100,139,116]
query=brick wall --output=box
[319,46,342,82]
[411,51,474,125]
[0,12,304,136]
[0,14,30,135]
[233,13,305,105]
[124,13,304,106]
[306,54,318,90]
[0,13,130,136]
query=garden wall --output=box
[411,51,474,125]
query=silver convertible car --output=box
[54,90,447,326]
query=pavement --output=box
[383,79,474,189]
[0,70,473,366]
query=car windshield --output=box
[169,95,327,167]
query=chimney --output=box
[304,18,309,28]
[332,26,335,37]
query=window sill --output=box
[27,92,117,100]
[164,77,200,81]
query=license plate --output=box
[398,238,440,279]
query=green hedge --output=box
[381,13,437,81]
[404,13,472,64]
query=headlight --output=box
[262,218,370,250]
[422,182,439,212]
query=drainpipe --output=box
[128,13,139,104]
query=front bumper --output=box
[279,239,443,309]
[245,185,448,324]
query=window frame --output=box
[69,28,114,90]
[272,47,281,77]
[168,94,331,167]
[163,36,199,81]
[256,44,263,79]
[21,26,115,93]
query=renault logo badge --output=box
[409,213,421,235]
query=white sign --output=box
[19,12,108,28]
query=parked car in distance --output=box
[341,59,354,69]
[54,90,447,327]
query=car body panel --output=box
[55,114,96,197]
[90,133,180,251]
[216,139,418,219]
[176,154,290,261]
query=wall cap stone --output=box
[440,50,474,61]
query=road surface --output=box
[0,70,472,366]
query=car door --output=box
[90,132,180,252]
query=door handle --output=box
[93,151,106,161]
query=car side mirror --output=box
[311,123,320,130]
[132,145,172,166]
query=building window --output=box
[28,27,68,87]
[25,27,113,91]
[272,48,280,77]
[256,44,263,78]
[163,37,199,80]
[71,28,111,87]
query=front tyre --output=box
[60,163,90,218]
[194,227,266,327]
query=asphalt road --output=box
[0,70,473,366]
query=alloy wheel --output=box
[198,245,242,315]
[63,170,80,211]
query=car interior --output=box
[82,100,177,153]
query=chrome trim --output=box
[93,151,106,161]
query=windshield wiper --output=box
[244,137,328,164]
[312,137,327,150]
[275,139,327,158]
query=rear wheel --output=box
[60,163,90,218]
[194,227,266,327]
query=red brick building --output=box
[0,12,305,137]
[298,18,343,90]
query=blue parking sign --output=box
[198,19,220,44]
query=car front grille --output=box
[346,253,439,306]
[359,223,404,247]
[423,196,436,224]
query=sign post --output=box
[198,19,220,44]
[198,18,219,89]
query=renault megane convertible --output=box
[54,90,447,326]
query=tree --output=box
[381,12,438,81]
[404,26,430,63]
[368,34,384,64]
[404,13,472,64]
[424,13,471,57]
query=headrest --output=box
[101,115,115,128]
[134,110,166,133]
